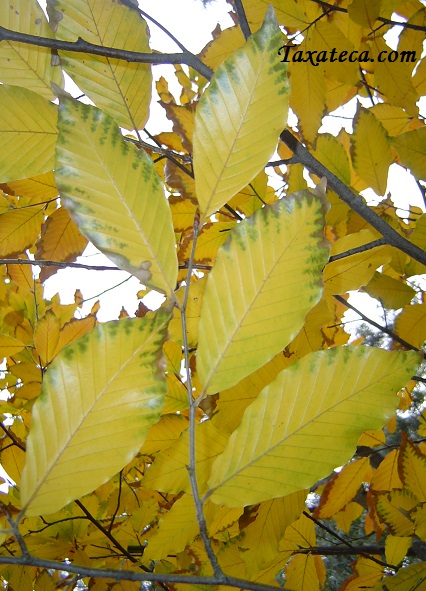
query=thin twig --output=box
[108,471,123,534]
[4,513,30,558]
[309,0,426,32]
[333,294,420,352]
[178,214,224,579]
[302,512,395,570]
[0,27,214,80]
[0,423,26,452]
[1,258,121,271]
[328,238,387,262]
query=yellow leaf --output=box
[351,106,393,196]
[239,491,307,574]
[51,0,151,130]
[36,207,88,282]
[395,302,426,348]
[199,26,246,70]
[346,556,384,590]
[20,309,171,516]
[55,98,178,296]
[33,310,61,366]
[348,0,381,28]
[198,191,329,395]
[371,38,418,118]
[412,504,426,542]
[364,272,415,309]
[333,501,364,534]
[0,85,57,182]
[0,334,26,359]
[164,374,189,414]
[315,458,370,519]
[4,172,59,200]
[288,39,326,145]
[241,0,308,30]
[385,535,412,566]
[371,562,426,591]
[57,315,96,354]
[285,555,320,591]
[0,0,63,99]
[143,494,199,562]
[358,429,386,448]
[324,230,391,295]
[370,104,421,136]
[193,7,290,221]
[161,103,194,152]
[312,134,351,185]
[376,489,418,536]
[1,444,26,485]
[399,437,426,502]
[142,420,228,495]
[140,414,188,455]
[0,205,44,257]
[392,128,426,181]
[205,502,243,538]
[207,347,420,507]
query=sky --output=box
[34,0,425,334]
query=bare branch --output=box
[0,26,214,80]
[1,258,121,271]
[334,294,421,352]
[310,0,426,32]
[280,129,426,267]
[234,0,252,40]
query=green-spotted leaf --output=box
[193,6,290,221]
[0,85,57,182]
[47,0,151,130]
[197,191,329,395]
[207,347,421,507]
[55,98,178,296]
[20,309,171,517]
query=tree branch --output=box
[1,258,121,271]
[309,0,426,32]
[234,0,252,40]
[280,129,426,267]
[334,294,421,352]
[0,27,214,80]
[0,554,293,591]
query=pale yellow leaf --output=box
[199,26,246,70]
[208,347,420,507]
[55,98,177,296]
[285,555,320,591]
[140,414,188,456]
[20,309,171,516]
[0,85,57,182]
[48,0,151,130]
[198,191,329,396]
[33,310,61,366]
[333,501,364,534]
[351,106,393,196]
[0,0,63,99]
[193,6,290,221]
[241,0,308,29]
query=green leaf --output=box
[47,0,151,130]
[0,85,57,182]
[197,191,330,395]
[207,347,421,507]
[0,0,63,100]
[20,309,171,516]
[55,98,178,296]
[193,6,290,221]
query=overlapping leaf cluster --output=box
[0,1,425,590]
